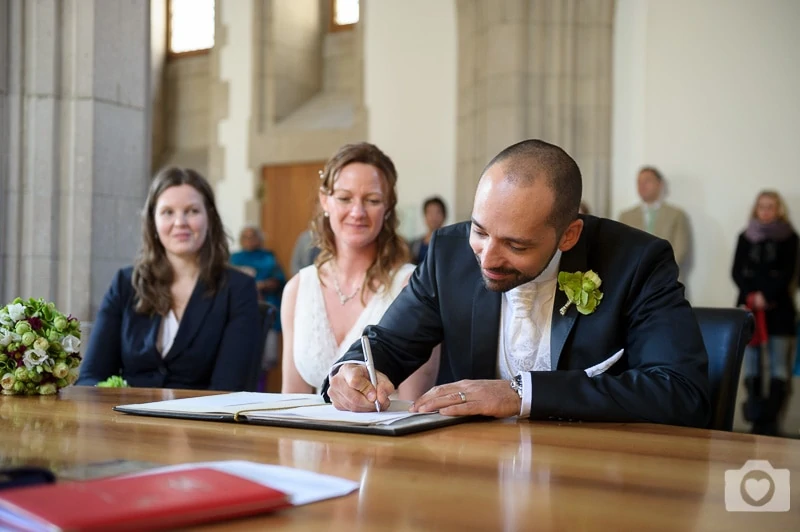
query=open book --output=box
[113,392,473,436]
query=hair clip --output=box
[318,170,324,179]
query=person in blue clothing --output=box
[230,226,286,387]
[231,225,286,311]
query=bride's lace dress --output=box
[292,263,415,391]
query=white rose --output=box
[1,373,15,390]
[0,311,13,327]
[6,303,26,322]
[0,329,13,347]
[22,348,48,369]
[60,334,81,354]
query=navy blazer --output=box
[77,266,261,391]
[327,215,710,428]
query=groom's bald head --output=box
[480,139,583,234]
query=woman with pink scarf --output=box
[732,190,799,436]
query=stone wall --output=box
[0,0,150,320]
[455,0,614,219]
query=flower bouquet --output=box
[0,298,82,395]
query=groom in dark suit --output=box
[326,139,710,428]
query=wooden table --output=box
[2,387,798,530]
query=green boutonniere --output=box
[557,270,603,315]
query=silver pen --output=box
[360,335,382,412]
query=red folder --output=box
[0,467,290,531]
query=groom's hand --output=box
[410,380,522,418]
[329,364,394,412]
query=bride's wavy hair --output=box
[132,167,230,316]
[311,142,409,303]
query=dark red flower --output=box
[27,317,43,331]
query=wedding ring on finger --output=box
[458,391,466,403]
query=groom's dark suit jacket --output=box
[330,215,710,428]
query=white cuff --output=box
[328,360,365,381]
[519,372,532,417]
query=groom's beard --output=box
[476,246,559,293]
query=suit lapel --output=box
[550,231,588,369]
[164,277,214,359]
[470,278,502,379]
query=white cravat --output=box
[497,251,561,417]
[504,287,549,375]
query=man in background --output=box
[618,167,691,271]
[290,229,320,277]
[409,196,448,265]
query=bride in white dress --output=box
[281,143,439,398]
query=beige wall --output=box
[612,0,800,308]
[270,0,323,123]
[364,0,457,239]
[164,55,211,172]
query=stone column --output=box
[455,0,614,219]
[0,0,150,320]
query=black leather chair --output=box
[693,307,754,431]
[245,301,278,392]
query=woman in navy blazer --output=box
[77,167,261,391]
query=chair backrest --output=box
[258,301,278,335]
[244,301,278,392]
[693,307,754,431]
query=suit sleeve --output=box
[76,269,126,385]
[528,239,711,428]
[321,232,445,398]
[209,274,262,391]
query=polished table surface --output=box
[1,387,798,531]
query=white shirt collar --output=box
[505,249,563,298]
[642,200,662,210]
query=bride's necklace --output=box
[331,267,363,306]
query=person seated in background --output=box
[231,225,286,384]
[290,228,321,277]
[231,225,285,309]
[280,142,439,398]
[77,167,262,391]
[408,196,448,265]
[325,139,710,429]
[618,166,690,271]
[732,190,798,436]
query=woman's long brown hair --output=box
[311,143,410,304]
[132,167,230,316]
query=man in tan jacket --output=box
[618,167,690,270]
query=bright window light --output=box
[170,0,215,54]
[334,0,359,26]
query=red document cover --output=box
[0,467,291,531]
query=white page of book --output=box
[245,400,434,426]
[117,391,325,415]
